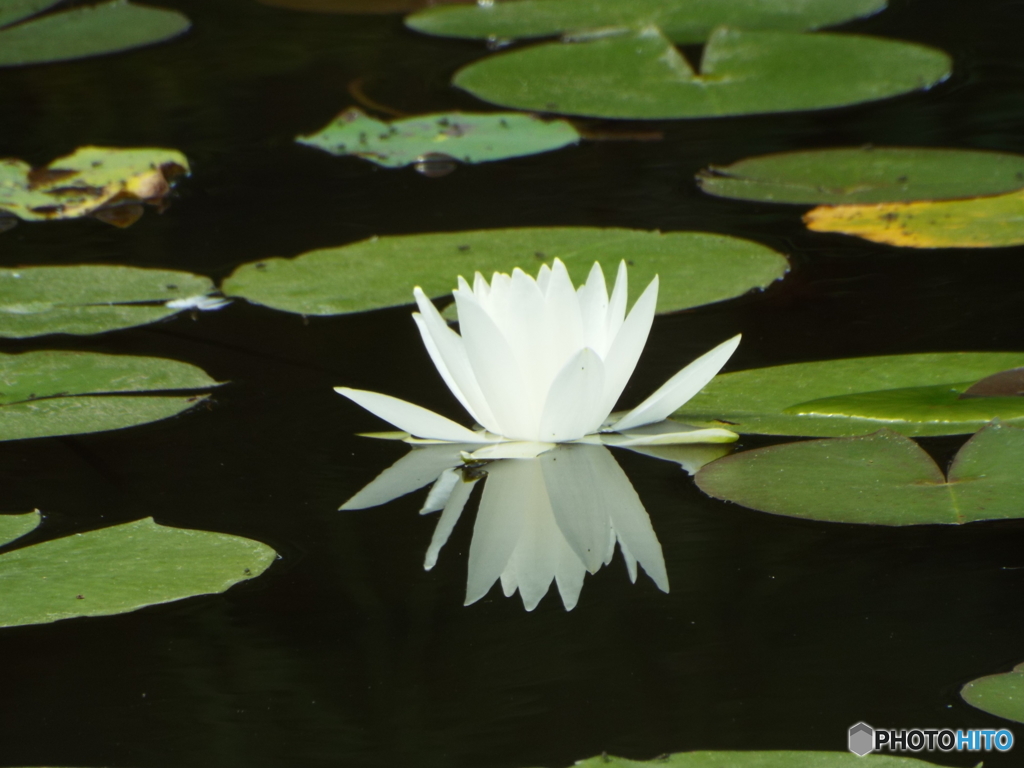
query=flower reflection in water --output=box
[341,439,730,611]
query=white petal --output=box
[606,260,628,341]
[537,347,607,442]
[506,494,561,611]
[463,441,555,460]
[420,467,462,514]
[611,333,741,432]
[423,472,478,570]
[599,465,669,594]
[339,444,466,510]
[598,275,658,418]
[541,259,586,375]
[335,387,491,443]
[619,443,733,475]
[600,427,738,446]
[577,262,609,352]
[541,445,614,573]
[553,543,587,611]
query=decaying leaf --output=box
[0,146,189,229]
[960,367,1024,399]
[804,188,1024,248]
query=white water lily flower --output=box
[336,258,740,458]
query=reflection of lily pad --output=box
[222,227,788,316]
[0,517,276,628]
[695,423,1024,526]
[408,0,887,44]
[0,511,41,548]
[675,353,1024,437]
[0,146,189,227]
[571,751,952,768]
[0,0,191,67]
[297,108,579,168]
[454,26,951,120]
[962,662,1024,724]
[804,189,1024,248]
[0,351,220,442]
[698,147,1024,205]
[0,265,223,338]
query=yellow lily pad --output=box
[804,188,1024,248]
[0,146,189,228]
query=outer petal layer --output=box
[335,387,492,443]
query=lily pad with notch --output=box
[453,26,951,120]
[962,662,1024,724]
[0,517,275,628]
[674,353,1024,437]
[698,147,1024,205]
[804,188,1024,248]
[297,108,579,169]
[0,265,225,338]
[0,0,191,67]
[695,422,1024,526]
[406,0,888,45]
[221,227,788,316]
[0,350,221,442]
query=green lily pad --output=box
[570,751,953,768]
[698,147,1024,205]
[0,0,191,67]
[962,662,1024,724]
[222,227,788,316]
[675,353,1024,437]
[804,188,1024,248]
[407,0,887,44]
[0,511,41,548]
[0,351,221,442]
[0,265,223,338]
[0,517,276,628]
[453,26,951,120]
[0,0,65,28]
[297,108,579,168]
[695,422,1024,526]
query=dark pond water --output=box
[2,0,1024,766]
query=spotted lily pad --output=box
[453,26,951,120]
[407,0,887,44]
[0,265,225,338]
[0,511,41,548]
[0,0,191,67]
[674,353,1024,437]
[222,227,788,316]
[0,351,221,442]
[297,108,579,168]
[695,422,1024,526]
[0,517,275,628]
[962,662,1024,724]
[698,147,1024,205]
[804,188,1024,248]
[0,146,189,228]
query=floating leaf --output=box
[570,751,953,768]
[962,662,1024,724]
[222,227,788,316]
[0,265,224,338]
[0,146,189,227]
[297,108,579,168]
[0,518,275,628]
[695,422,1024,526]
[698,147,1024,205]
[0,0,65,28]
[804,188,1024,248]
[674,352,1024,437]
[0,0,191,67]
[257,0,469,14]
[0,512,41,548]
[453,27,951,120]
[407,0,887,44]
[0,351,220,442]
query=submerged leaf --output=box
[804,188,1024,248]
[0,265,221,338]
[0,146,189,226]
[674,352,1024,437]
[0,0,191,67]
[0,351,220,442]
[695,422,1024,526]
[297,108,579,168]
[453,26,951,120]
[407,0,887,44]
[0,511,41,548]
[0,518,275,628]
[962,662,1024,724]
[222,228,787,316]
[698,147,1024,205]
